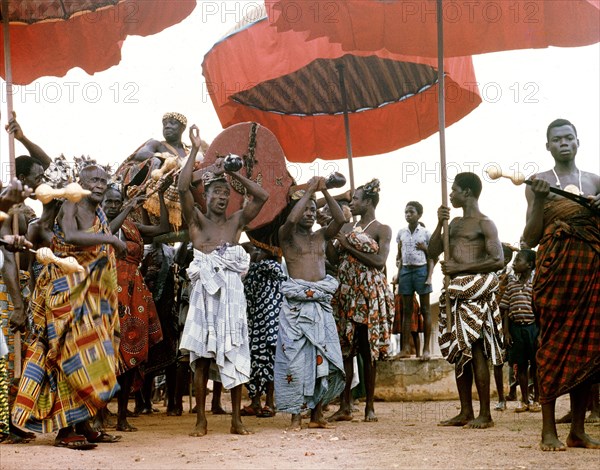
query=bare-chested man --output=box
[522,119,600,451]
[178,125,268,436]
[328,179,394,423]
[275,178,346,430]
[429,172,504,429]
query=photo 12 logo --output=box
[1,82,140,105]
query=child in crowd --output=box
[499,249,540,413]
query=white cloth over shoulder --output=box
[0,329,7,357]
[179,245,251,389]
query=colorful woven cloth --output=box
[334,227,394,361]
[0,273,31,437]
[179,245,251,390]
[243,260,286,399]
[12,208,120,433]
[438,273,504,377]
[534,199,600,404]
[274,275,345,414]
[117,220,163,374]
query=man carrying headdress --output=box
[177,125,269,437]
[327,179,394,423]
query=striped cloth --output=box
[12,208,120,433]
[499,276,535,324]
[438,273,504,377]
[534,199,600,404]
[274,275,345,414]
[0,272,31,438]
[179,245,251,390]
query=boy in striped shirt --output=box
[499,249,540,413]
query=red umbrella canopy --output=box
[202,4,481,163]
[1,0,196,85]
[266,0,600,57]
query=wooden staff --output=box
[486,167,599,215]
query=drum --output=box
[192,122,294,231]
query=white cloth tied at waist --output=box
[180,245,251,389]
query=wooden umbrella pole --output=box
[336,63,356,195]
[437,0,453,334]
[2,0,15,178]
[2,0,22,377]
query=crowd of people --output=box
[0,113,597,455]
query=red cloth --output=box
[534,200,600,404]
[117,220,162,373]
[1,0,196,85]
[393,294,422,334]
[267,1,599,58]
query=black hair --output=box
[547,119,577,142]
[406,201,423,215]
[518,248,536,267]
[15,155,44,178]
[454,172,482,198]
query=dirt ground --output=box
[1,394,598,469]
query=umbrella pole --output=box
[2,1,22,378]
[437,0,453,334]
[2,0,15,178]
[336,63,356,194]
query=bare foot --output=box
[396,349,412,359]
[290,414,302,431]
[540,432,566,451]
[438,413,473,427]
[115,421,138,432]
[230,425,252,435]
[327,409,353,422]
[189,419,208,437]
[420,351,431,361]
[566,432,600,449]
[308,420,336,429]
[463,416,494,429]
[364,409,378,422]
[556,411,572,424]
[211,406,229,415]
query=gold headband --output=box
[162,112,187,128]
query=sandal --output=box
[257,406,276,418]
[54,435,97,450]
[514,402,529,413]
[240,405,257,416]
[528,402,542,413]
[85,431,122,443]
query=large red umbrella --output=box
[202,4,481,190]
[1,0,197,176]
[266,0,600,57]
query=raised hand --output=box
[189,125,202,150]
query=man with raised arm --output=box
[522,119,600,451]
[275,179,346,430]
[178,125,269,436]
[429,172,504,430]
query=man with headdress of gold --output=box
[115,112,207,231]
[327,179,394,424]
